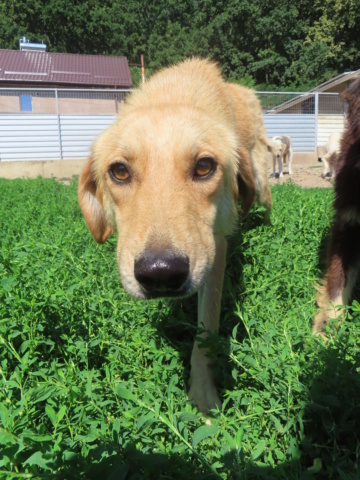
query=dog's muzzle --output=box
[134,250,190,298]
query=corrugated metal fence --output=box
[60,115,116,160]
[0,114,116,161]
[0,88,345,161]
[0,87,125,161]
[263,115,316,152]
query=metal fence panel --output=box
[59,115,116,159]
[257,92,313,114]
[317,115,345,146]
[0,89,57,114]
[0,113,117,161]
[257,91,345,115]
[56,90,127,115]
[0,114,60,160]
[318,94,344,115]
[263,114,316,152]
[0,88,347,160]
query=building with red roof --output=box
[0,44,133,161]
[0,47,132,115]
[0,49,132,89]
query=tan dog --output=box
[271,135,293,177]
[78,58,272,412]
[317,132,342,179]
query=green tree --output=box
[0,0,46,49]
[305,0,360,74]
[0,0,359,90]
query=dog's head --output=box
[78,99,255,300]
[271,137,285,160]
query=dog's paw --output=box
[279,172,283,178]
[188,369,222,413]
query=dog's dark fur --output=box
[314,77,360,333]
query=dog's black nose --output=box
[134,250,189,296]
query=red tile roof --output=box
[0,50,132,88]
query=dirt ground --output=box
[267,154,333,189]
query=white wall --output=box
[317,115,345,146]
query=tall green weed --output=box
[0,177,359,479]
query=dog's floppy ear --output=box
[266,139,273,154]
[78,157,113,243]
[236,148,256,217]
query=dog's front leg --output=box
[321,155,330,178]
[188,236,227,413]
[272,157,277,177]
[314,222,360,333]
[288,150,293,175]
[279,157,284,177]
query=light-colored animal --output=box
[78,58,272,412]
[271,135,293,178]
[317,132,342,178]
[314,78,360,334]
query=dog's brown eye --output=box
[194,157,216,179]
[109,163,130,183]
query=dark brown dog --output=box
[314,77,360,333]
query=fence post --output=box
[55,88,63,160]
[314,92,319,151]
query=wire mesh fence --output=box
[257,91,345,115]
[0,88,130,115]
[0,88,346,115]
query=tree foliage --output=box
[0,0,359,90]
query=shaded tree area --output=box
[0,0,359,90]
